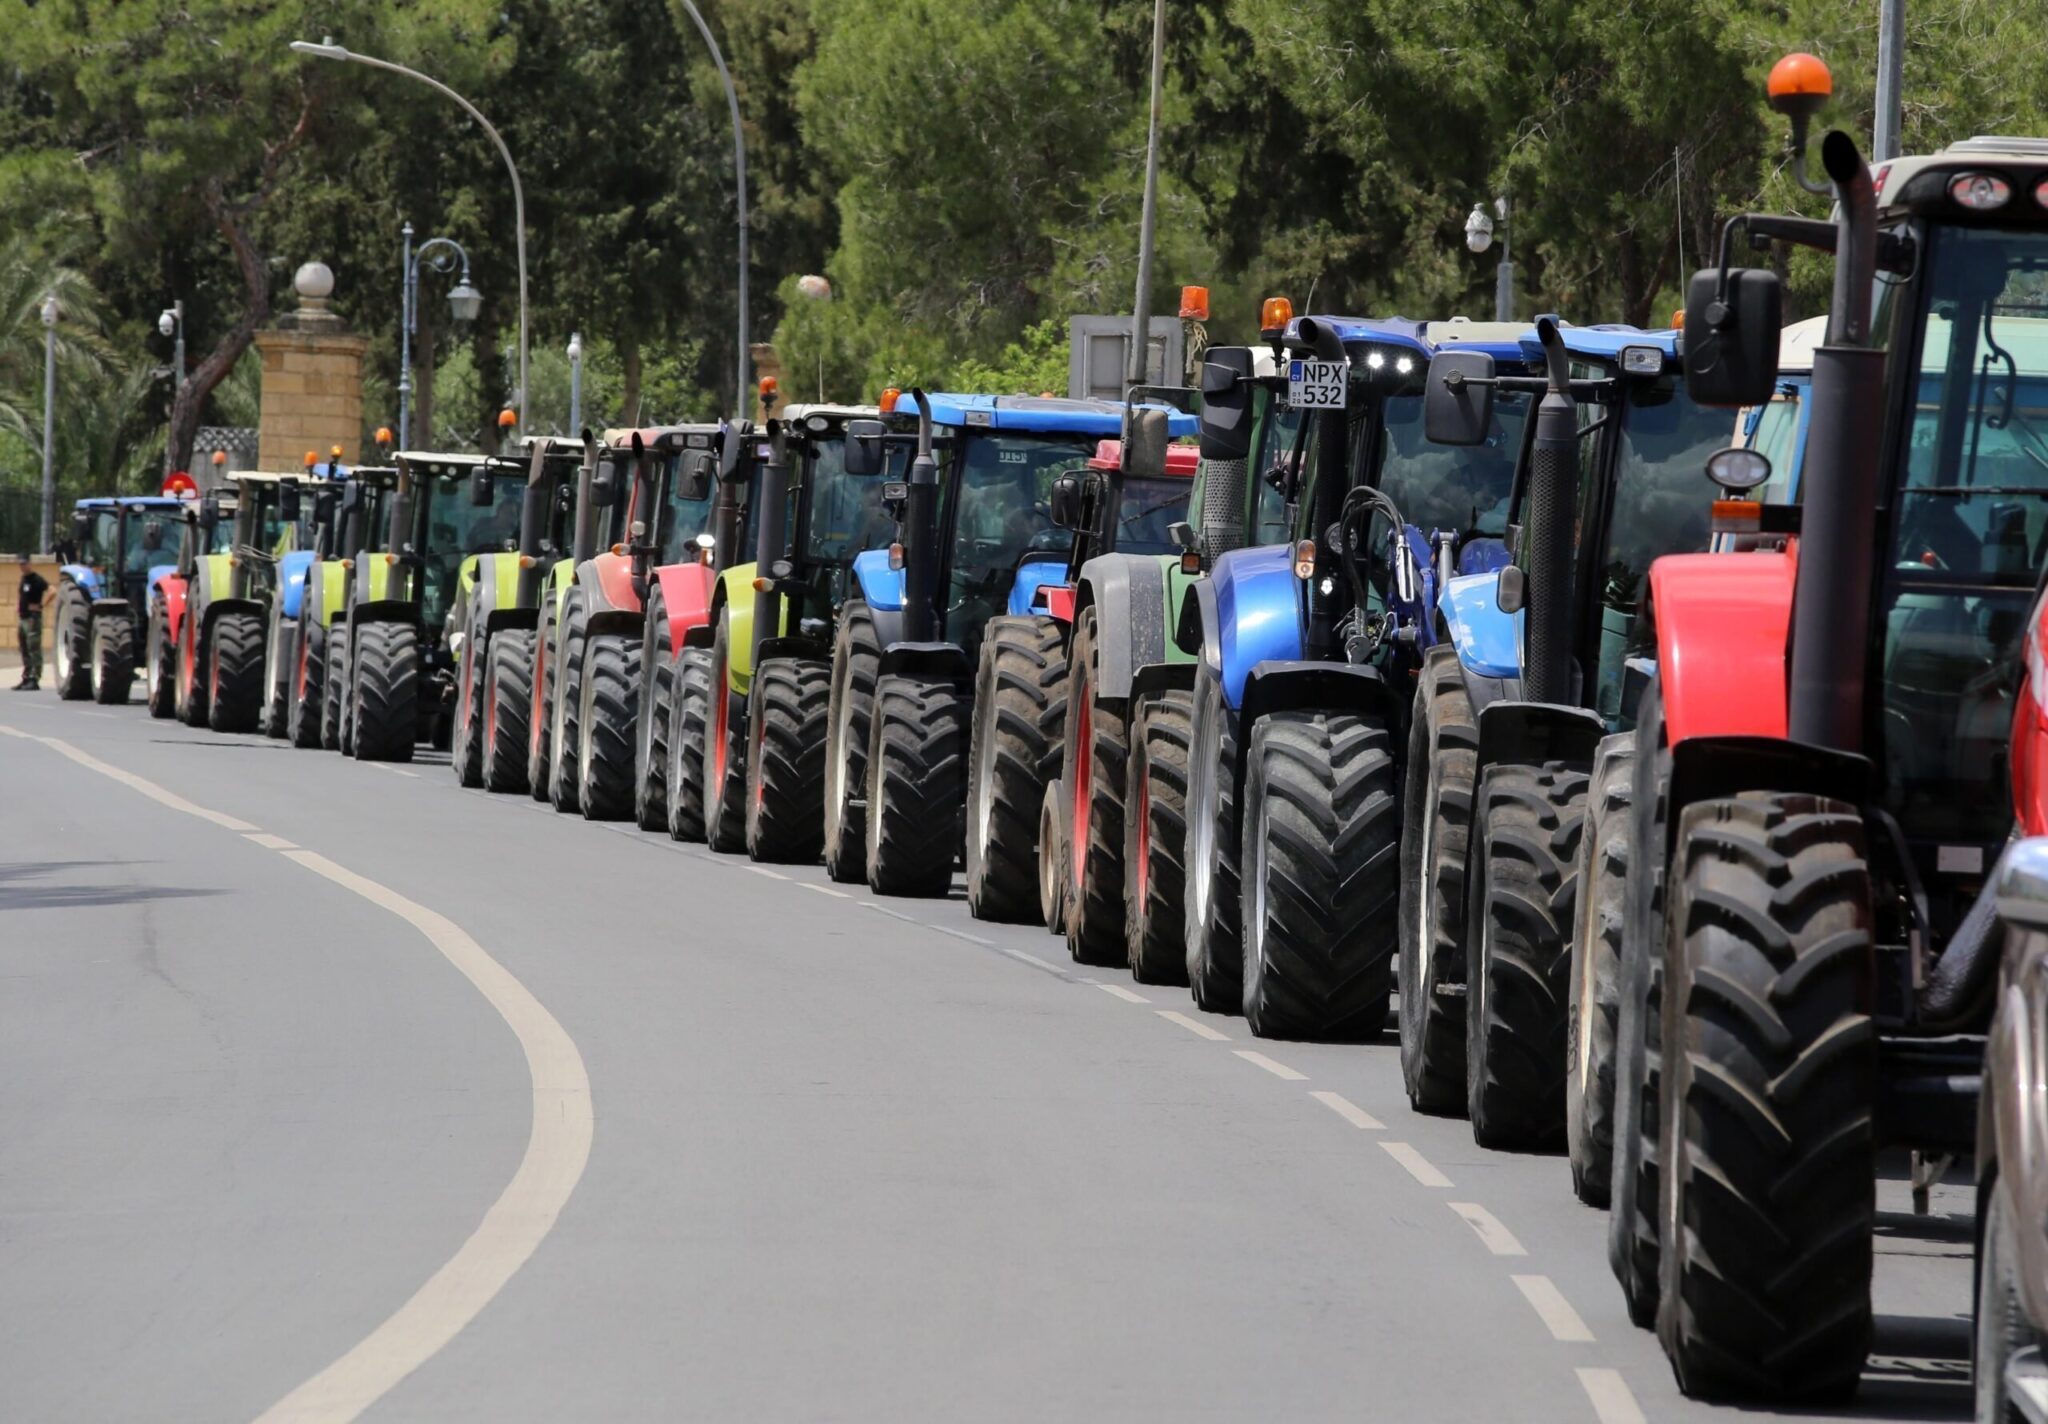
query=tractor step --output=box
[1875,1035,1982,1153]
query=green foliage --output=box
[949,320,1071,397]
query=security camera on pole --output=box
[1464,197,1513,322]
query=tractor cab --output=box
[389,452,529,638]
[66,497,187,611]
[767,403,891,625]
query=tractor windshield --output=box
[125,509,181,577]
[656,454,722,565]
[943,430,1097,645]
[1878,225,2048,851]
[1117,472,1193,555]
[422,472,526,630]
[804,435,895,567]
[1378,389,1529,538]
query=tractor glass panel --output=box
[656,455,723,565]
[943,431,1098,647]
[128,511,181,577]
[1879,225,2048,851]
[1746,385,1806,502]
[1377,390,1528,539]
[423,473,526,630]
[89,510,119,567]
[241,487,289,556]
[804,436,895,567]
[1252,396,1305,545]
[1117,473,1195,555]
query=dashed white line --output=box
[1308,1090,1383,1129]
[746,866,790,881]
[1380,1141,1452,1188]
[991,945,1070,977]
[243,832,300,851]
[1233,1050,1307,1081]
[0,724,258,830]
[1512,1275,1595,1343]
[1448,1201,1526,1256]
[924,922,994,947]
[75,710,116,719]
[365,763,420,779]
[1574,1368,1646,1424]
[800,883,850,899]
[860,902,920,924]
[1156,1009,1231,1041]
[1093,982,1150,1004]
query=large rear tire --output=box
[287,619,325,748]
[666,647,713,841]
[207,610,265,733]
[964,615,1067,922]
[701,614,750,853]
[1465,760,1587,1149]
[1126,689,1192,984]
[1063,608,1130,965]
[452,621,486,787]
[1567,737,1632,1205]
[177,616,209,728]
[547,593,589,813]
[577,631,641,821]
[262,607,292,736]
[1399,644,1477,1114]
[54,588,90,700]
[824,599,880,883]
[746,656,831,862]
[1183,664,1244,1012]
[634,593,674,832]
[90,611,135,706]
[483,628,534,794]
[350,621,419,762]
[864,672,966,897]
[1656,792,1875,1402]
[527,605,557,801]
[321,626,346,751]
[1240,710,1399,1040]
[145,605,175,719]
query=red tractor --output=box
[1612,53,2048,1400]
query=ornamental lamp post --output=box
[396,221,481,450]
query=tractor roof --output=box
[1530,323,1681,369]
[1084,439,1201,475]
[1778,316,1828,373]
[1876,136,2048,216]
[600,422,752,453]
[1283,315,1433,357]
[73,496,186,510]
[780,403,880,424]
[906,392,1197,437]
[1423,320,1546,363]
[395,451,489,472]
[223,470,308,485]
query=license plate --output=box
[1288,358,1347,409]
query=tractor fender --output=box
[59,563,102,598]
[156,575,189,648]
[1234,660,1405,810]
[1663,734,1872,861]
[867,604,907,653]
[89,596,131,619]
[190,552,238,612]
[1474,700,1605,778]
[199,595,266,641]
[465,551,526,623]
[350,551,405,606]
[307,560,349,629]
[277,549,316,621]
[577,550,644,619]
[484,605,540,634]
[348,598,417,630]
[1073,552,1179,703]
[1130,661,1197,702]
[1008,555,1070,619]
[654,561,718,655]
[1649,549,1795,747]
[851,548,905,613]
[712,563,791,698]
[759,634,829,664]
[1439,570,1521,680]
[878,641,970,685]
[1191,542,1303,713]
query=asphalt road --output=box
[0,687,1978,1423]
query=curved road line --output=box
[0,724,594,1423]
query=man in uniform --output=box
[14,551,49,691]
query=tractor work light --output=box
[888,542,905,571]
[1260,296,1294,336]
[1179,286,1210,322]
[1366,351,1385,370]
[1292,539,1316,580]
[752,576,772,592]
[1395,356,1415,375]
[879,387,902,413]
[303,451,318,468]
[1951,173,2013,210]
[1620,345,1664,376]
[1766,52,1832,114]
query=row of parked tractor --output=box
[37,56,2048,1417]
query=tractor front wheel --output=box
[145,605,175,719]
[666,647,713,841]
[288,620,325,749]
[577,632,642,821]
[483,628,535,793]
[634,592,674,832]
[824,600,880,883]
[322,627,347,752]
[864,671,966,897]
[1063,607,1130,965]
[547,593,590,813]
[207,610,265,733]
[263,608,293,737]
[1038,779,1068,935]
[1398,644,1477,1113]
[746,656,831,863]
[1183,664,1243,1013]
[90,610,135,706]
[1125,689,1192,984]
[351,621,420,762]
[701,615,750,854]
[1566,736,1633,1205]
[54,588,91,700]
[452,617,485,787]
[964,615,1066,922]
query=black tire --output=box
[1126,689,1192,984]
[864,672,966,897]
[577,631,641,821]
[263,609,292,736]
[1039,779,1069,935]
[322,626,346,752]
[54,588,90,700]
[746,656,831,862]
[701,614,750,853]
[548,592,589,813]
[1399,644,1478,1113]
[483,628,535,794]
[666,647,713,841]
[288,619,325,748]
[964,615,1067,922]
[634,593,674,832]
[527,604,557,801]
[350,621,419,762]
[1183,664,1244,1012]
[1656,792,1875,1402]
[452,622,486,787]
[1976,1187,2035,1424]
[1567,737,1633,1205]
[178,616,209,728]
[145,605,175,719]
[1062,608,1130,965]
[1239,711,1399,1040]
[1465,760,1588,1148]
[824,599,881,883]
[1610,677,1670,1325]
[207,610,265,733]
[90,611,135,705]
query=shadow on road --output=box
[0,860,223,912]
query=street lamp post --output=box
[567,332,584,433]
[158,301,186,389]
[796,275,832,401]
[673,0,750,418]
[1127,0,1167,389]
[38,294,58,555]
[1464,197,1513,322]
[397,222,482,450]
[291,38,527,431]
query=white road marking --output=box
[860,902,920,924]
[1380,1141,1452,1188]
[746,866,789,881]
[0,723,594,1423]
[1512,1275,1595,1343]
[76,710,116,719]
[244,833,300,851]
[1157,1009,1231,1041]
[1574,1368,1647,1424]
[364,763,420,780]
[1448,1201,1526,1256]
[1234,1050,1307,1081]
[800,883,850,899]
[924,923,995,947]
[991,945,1070,977]
[1094,982,1150,1004]
[1308,1090,1383,1129]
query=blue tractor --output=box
[1400,318,1730,1158]
[1179,316,1537,1038]
[53,496,188,703]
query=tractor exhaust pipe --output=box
[1523,317,1577,706]
[571,430,599,568]
[515,440,549,608]
[1787,132,1884,753]
[750,425,791,665]
[901,390,939,644]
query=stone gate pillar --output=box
[253,262,371,476]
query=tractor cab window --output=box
[422,471,526,629]
[1746,381,1808,503]
[1252,394,1306,546]
[804,435,895,568]
[943,431,1096,649]
[657,450,722,565]
[241,486,289,556]
[1880,225,2048,850]
[1378,388,1528,540]
[88,510,118,566]
[1117,469,1194,555]
[129,511,180,576]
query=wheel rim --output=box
[1414,745,1440,991]
[1133,750,1152,912]
[458,645,474,737]
[1246,791,1271,989]
[1070,690,1092,891]
[1186,689,1216,924]
[713,651,730,789]
[90,626,102,693]
[974,698,999,854]
[829,686,852,820]
[531,634,549,763]
[753,704,767,808]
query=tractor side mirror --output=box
[718,426,746,481]
[314,490,338,530]
[1168,520,1196,552]
[844,419,886,476]
[1683,267,1782,407]
[280,481,303,523]
[1049,473,1084,530]
[590,458,620,508]
[1197,347,1255,462]
[1705,446,1773,495]
[1123,408,1171,480]
[675,452,715,504]
[341,481,364,513]
[468,465,496,507]
[1424,351,1496,446]
[198,495,222,535]
[70,510,91,546]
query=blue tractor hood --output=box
[897,392,1196,438]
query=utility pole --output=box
[1127,0,1167,389]
[1873,0,1906,162]
[39,295,58,555]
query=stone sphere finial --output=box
[295,262,336,302]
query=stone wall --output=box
[253,328,370,475]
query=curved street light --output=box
[291,37,528,434]
[672,1,750,420]
[398,223,482,449]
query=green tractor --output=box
[286,464,398,749]
[168,471,310,732]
